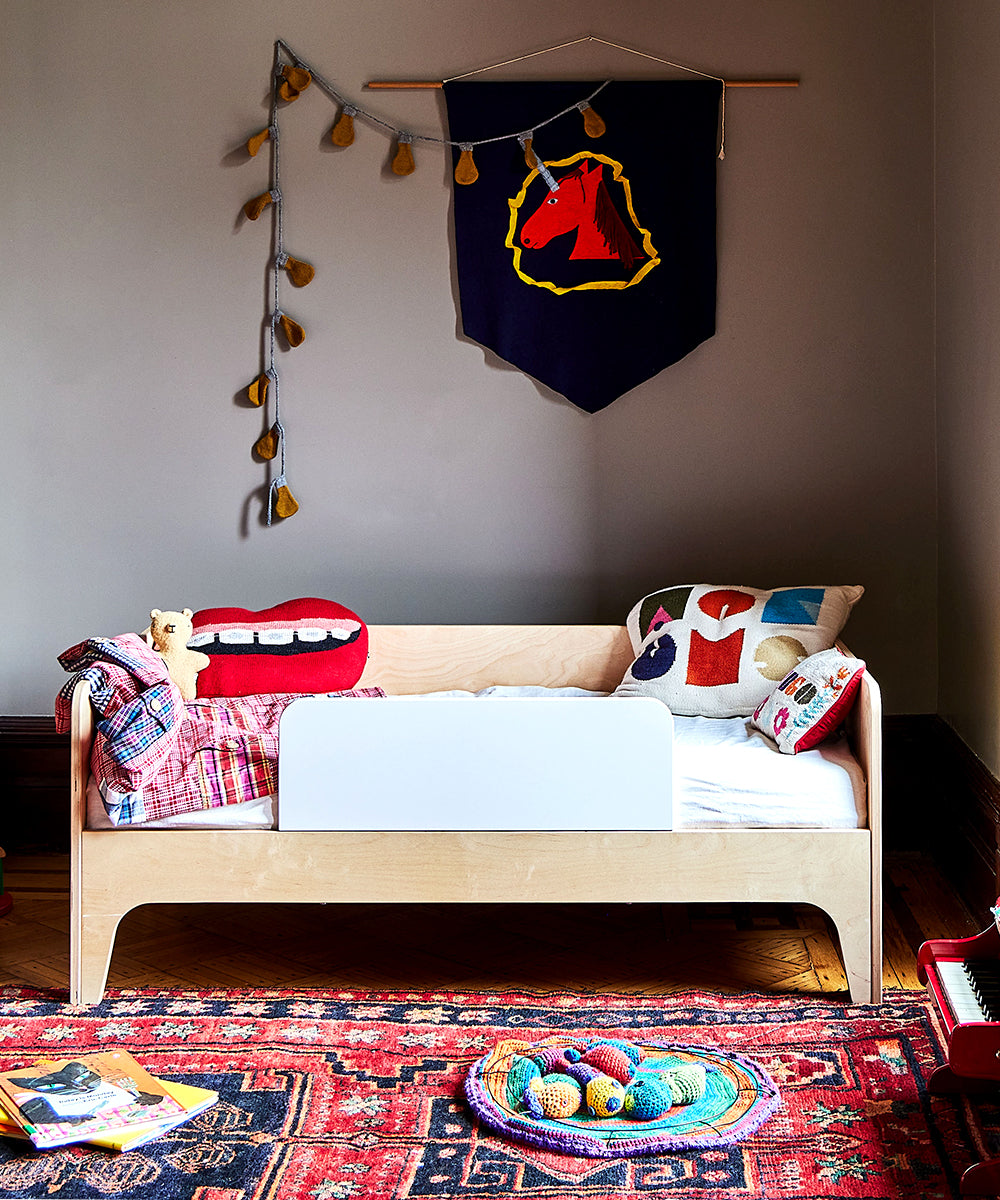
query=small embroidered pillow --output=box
[749,647,865,754]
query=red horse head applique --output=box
[520,159,645,268]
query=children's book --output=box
[0,1051,191,1150]
[0,1077,217,1151]
[83,1079,217,1151]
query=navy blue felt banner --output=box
[444,79,721,413]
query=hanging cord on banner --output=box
[441,35,726,158]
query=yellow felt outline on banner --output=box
[506,153,659,294]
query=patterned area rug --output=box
[0,987,992,1199]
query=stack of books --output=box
[0,1049,216,1152]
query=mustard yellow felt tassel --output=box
[247,127,271,157]
[580,104,606,138]
[279,64,311,101]
[331,109,356,147]
[274,482,299,518]
[454,145,479,185]
[282,255,315,287]
[392,135,416,176]
[253,425,279,460]
[278,313,305,347]
[521,136,538,169]
[243,191,274,221]
[247,373,268,407]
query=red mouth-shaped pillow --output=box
[189,598,367,697]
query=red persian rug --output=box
[0,986,991,1199]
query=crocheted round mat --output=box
[464,1034,780,1159]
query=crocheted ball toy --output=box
[585,1038,645,1066]
[584,1073,626,1118]
[623,1076,674,1121]
[505,1055,541,1109]
[562,1063,626,1117]
[524,1073,583,1120]
[580,1044,636,1084]
[531,1046,580,1075]
[663,1062,707,1106]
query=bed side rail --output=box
[359,624,635,695]
[838,640,883,1002]
[70,679,94,844]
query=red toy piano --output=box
[919,903,1000,1194]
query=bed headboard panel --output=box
[357,625,635,695]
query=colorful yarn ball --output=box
[585,1038,645,1066]
[580,1044,636,1084]
[623,1076,674,1121]
[525,1073,583,1119]
[564,1061,599,1084]
[585,1073,626,1117]
[531,1046,579,1075]
[505,1055,541,1109]
[663,1062,707,1106]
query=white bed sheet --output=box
[672,714,866,829]
[86,781,274,830]
[85,686,865,831]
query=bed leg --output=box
[69,913,123,1007]
[831,914,881,1005]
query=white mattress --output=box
[672,714,866,828]
[86,686,865,831]
[86,782,275,830]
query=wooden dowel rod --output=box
[365,78,798,90]
[367,81,445,89]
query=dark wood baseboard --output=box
[907,715,1000,922]
[0,717,70,853]
[3,714,1000,915]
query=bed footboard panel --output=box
[73,826,874,1004]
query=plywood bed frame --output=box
[69,624,883,1006]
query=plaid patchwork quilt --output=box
[57,634,383,824]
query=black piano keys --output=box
[965,959,1000,1022]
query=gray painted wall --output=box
[4,0,935,715]
[936,2,1000,776]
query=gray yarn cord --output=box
[258,39,611,521]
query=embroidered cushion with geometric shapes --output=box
[189,598,368,698]
[614,584,863,717]
[749,647,866,753]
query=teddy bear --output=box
[146,608,210,701]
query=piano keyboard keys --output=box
[937,959,1000,1024]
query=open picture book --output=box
[0,1050,215,1151]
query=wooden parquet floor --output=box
[0,850,983,997]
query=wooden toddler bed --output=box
[68,624,882,1006]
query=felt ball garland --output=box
[330,106,357,146]
[253,424,279,461]
[578,101,606,137]
[454,144,478,184]
[278,64,312,101]
[518,134,538,169]
[242,190,275,221]
[392,133,416,176]
[279,254,315,287]
[238,39,615,525]
[246,372,268,407]
[246,127,270,157]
